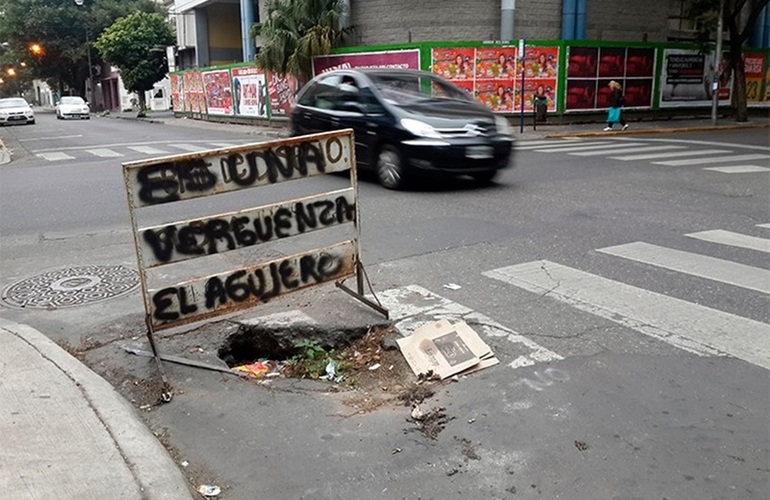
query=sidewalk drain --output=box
[218,323,371,367]
[1,265,139,309]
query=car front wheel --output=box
[377,144,409,190]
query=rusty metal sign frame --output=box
[122,129,388,394]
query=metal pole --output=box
[86,28,94,104]
[711,0,724,125]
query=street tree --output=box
[686,0,769,121]
[0,0,163,100]
[94,12,174,116]
[251,0,354,83]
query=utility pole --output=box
[74,0,95,105]
[711,0,725,125]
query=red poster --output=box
[743,52,767,103]
[598,47,626,78]
[202,69,234,116]
[520,79,556,112]
[432,48,475,81]
[447,80,475,99]
[267,72,299,116]
[476,80,514,112]
[566,79,597,110]
[170,74,181,112]
[524,46,558,79]
[568,47,598,78]
[475,47,516,79]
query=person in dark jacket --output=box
[604,80,628,131]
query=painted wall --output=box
[585,0,669,42]
[207,2,243,65]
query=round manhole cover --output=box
[2,265,140,309]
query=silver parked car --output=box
[56,96,91,120]
[0,98,35,126]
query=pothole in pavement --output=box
[1,265,139,309]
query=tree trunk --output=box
[729,37,748,122]
[136,92,147,117]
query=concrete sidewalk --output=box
[0,317,192,500]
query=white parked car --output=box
[56,96,91,120]
[0,98,35,126]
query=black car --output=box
[290,69,514,189]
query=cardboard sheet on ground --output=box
[396,320,499,379]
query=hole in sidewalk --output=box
[217,323,375,367]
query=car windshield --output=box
[368,72,471,105]
[60,97,85,105]
[0,98,29,108]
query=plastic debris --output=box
[197,484,221,497]
[181,460,189,467]
[410,404,423,421]
[232,361,269,378]
[368,363,381,371]
[443,283,462,290]
[319,360,337,381]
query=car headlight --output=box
[400,118,442,139]
[495,116,512,137]
[0,111,7,117]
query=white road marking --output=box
[758,223,770,229]
[522,141,614,151]
[207,142,239,148]
[571,145,686,157]
[533,142,648,153]
[483,260,770,370]
[20,135,83,142]
[171,143,207,152]
[653,154,770,166]
[686,230,770,254]
[612,149,731,161]
[86,148,123,158]
[376,285,562,369]
[128,146,171,155]
[515,139,583,148]
[35,152,74,161]
[596,241,770,294]
[704,165,770,173]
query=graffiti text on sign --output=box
[134,137,346,206]
[141,190,355,267]
[148,241,356,328]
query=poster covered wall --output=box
[202,69,234,116]
[267,72,299,116]
[566,46,654,111]
[313,50,420,75]
[522,46,559,111]
[170,74,182,112]
[232,66,267,117]
[183,71,206,114]
[743,52,768,104]
[659,48,731,107]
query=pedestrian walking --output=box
[603,80,628,131]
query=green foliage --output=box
[94,12,174,106]
[0,0,163,96]
[287,340,350,379]
[251,0,354,82]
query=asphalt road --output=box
[1,112,768,499]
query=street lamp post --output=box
[74,0,95,105]
[711,0,725,125]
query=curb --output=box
[0,317,193,500]
[545,122,770,138]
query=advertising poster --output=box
[267,72,299,116]
[184,71,205,114]
[170,73,182,112]
[232,66,267,117]
[523,46,559,111]
[202,69,234,116]
[312,49,420,76]
[743,52,767,104]
[432,48,476,81]
[475,80,514,112]
[566,79,597,110]
[660,48,731,107]
[448,79,475,99]
[475,47,517,79]
[568,47,599,78]
[183,72,195,112]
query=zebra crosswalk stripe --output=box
[532,142,648,153]
[515,139,583,147]
[86,148,123,158]
[704,165,770,173]
[35,152,74,161]
[612,149,731,161]
[376,284,562,369]
[571,145,686,157]
[127,146,171,155]
[483,260,770,370]
[686,230,770,254]
[514,140,605,150]
[171,143,207,152]
[653,153,770,166]
[596,241,770,294]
